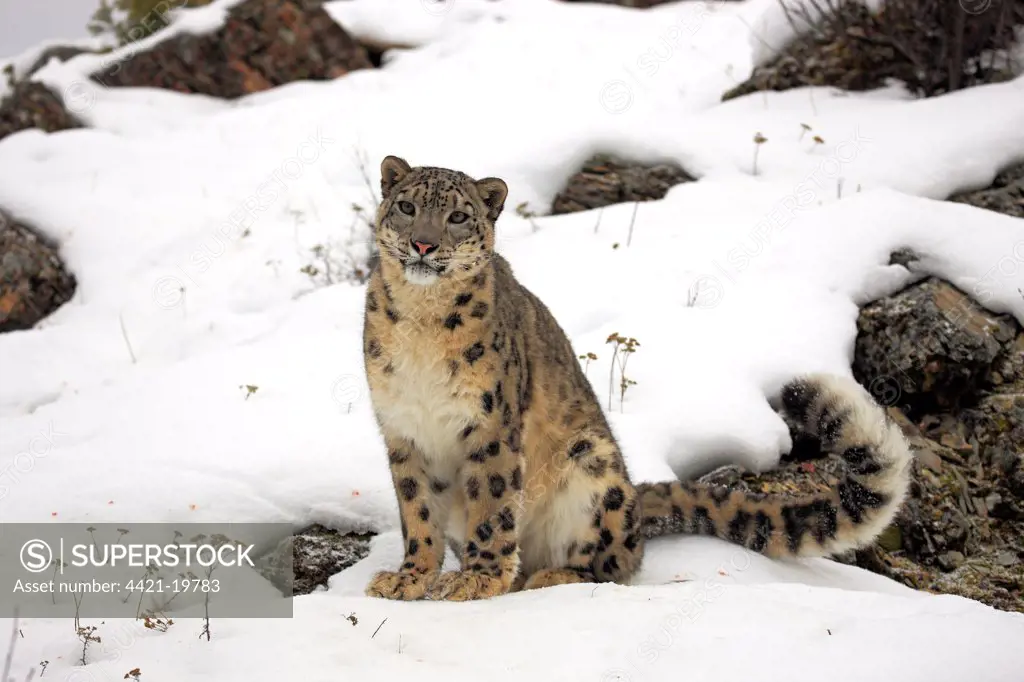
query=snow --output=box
[1,0,1023,679]
[9,574,1023,682]
[0,36,108,98]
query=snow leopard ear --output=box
[380,156,412,198]
[475,177,508,222]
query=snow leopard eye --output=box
[449,211,468,224]
[398,201,415,216]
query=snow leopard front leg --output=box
[425,398,526,601]
[365,435,448,600]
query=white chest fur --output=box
[371,342,475,480]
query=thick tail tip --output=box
[775,372,914,554]
[639,374,915,559]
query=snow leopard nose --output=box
[411,239,438,256]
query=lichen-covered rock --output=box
[849,408,1023,612]
[847,276,1023,611]
[91,0,373,99]
[550,154,695,215]
[0,212,77,332]
[950,162,1024,219]
[853,277,1018,416]
[963,394,1024,467]
[256,524,372,596]
[0,81,83,144]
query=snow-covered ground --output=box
[1,0,1023,679]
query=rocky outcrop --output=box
[853,277,1018,417]
[91,0,374,99]
[721,3,895,102]
[257,524,373,596]
[0,81,83,144]
[852,277,1021,610]
[950,162,1024,220]
[551,154,695,215]
[0,212,77,332]
[722,0,1021,102]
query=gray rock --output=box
[256,524,373,596]
[550,154,695,215]
[0,212,77,332]
[962,359,1024,462]
[849,276,1024,611]
[854,277,1018,416]
[995,550,1017,567]
[938,550,966,571]
[887,247,921,269]
[90,0,374,100]
[989,447,1024,500]
[0,81,83,143]
[950,162,1024,219]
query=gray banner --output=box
[0,523,295,618]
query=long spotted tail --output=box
[637,374,913,558]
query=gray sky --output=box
[0,0,98,57]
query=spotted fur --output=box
[362,157,913,601]
[638,374,913,557]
